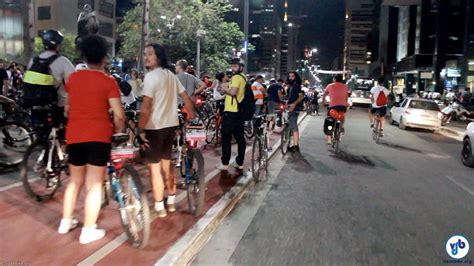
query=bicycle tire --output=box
[185,149,205,217]
[21,140,59,201]
[281,126,290,155]
[333,129,340,153]
[118,164,151,249]
[1,122,33,166]
[205,116,217,144]
[244,121,255,139]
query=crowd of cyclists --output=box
[0,28,371,246]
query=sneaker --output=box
[216,163,229,171]
[58,218,79,234]
[290,146,300,153]
[155,208,167,218]
[327,139,333,146]
[380,129,384,137]
[167,203,176,213]
[231,161,244,170]
[79,226,106,244]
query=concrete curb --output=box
[437,126,465,141]
[155,113,309,266]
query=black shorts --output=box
[68,142,111,167]
[140,127,177,164]
[328,105,347,116]
[370,106,387,117]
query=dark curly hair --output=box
[79,34,109,64]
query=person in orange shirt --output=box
[251,75,266,115]
[323,74,349,145]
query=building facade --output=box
[33,0,117,57]
[0,0,32,63]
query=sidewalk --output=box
[0,114,306,266]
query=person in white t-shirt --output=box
[369,76,390,134]
[137,43,196,218]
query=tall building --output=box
[32,0,117,56]
[279,0,302,79]
[344,0,379,78]
[0,0,32,63]
[385,0,469,94]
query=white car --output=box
[462,122,474,167]
[390,98,442,131]
[351,89,372,106]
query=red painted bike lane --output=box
[0,128,284,266]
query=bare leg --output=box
[369,109,374,124]
[293,131,300,146]
[149,163,165,202]
[62,165,86,219]
[161,159,176,196]
[381,117,385,130]
[83,165,106,227]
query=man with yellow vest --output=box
[251,75,266,115]
[216,58,247,171]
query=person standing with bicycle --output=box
[286,72,305,153]
[138,44,196,218]
[323,74,349,145]
[369,77,390,136]
[216,58,248,171]
[58,35,125,244]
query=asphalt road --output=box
[193,107,474,265]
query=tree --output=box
[34,30,79,61]
[118,0,244,75]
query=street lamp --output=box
[196,29,207,77]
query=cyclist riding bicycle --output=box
[369,76,390,136]
[323,74,349,145]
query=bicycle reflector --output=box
[329,109,345,121]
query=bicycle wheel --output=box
[117,164,150,249]
[185,149,205,217]
[5,111,32,128]
[281,126,291,155]
[1,122,32,166]
[205,116,217,144]
[244,120,255,139]
[333,128,340,153]
[21,140,59,201]
[251,137,268,183]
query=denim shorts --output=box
[289,112,299,132]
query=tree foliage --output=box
[34,30,79,61]
[118,0,244,75]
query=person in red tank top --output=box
[58,35,125,245]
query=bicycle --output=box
[372,115,383,144]
[102,133,150,249]
[21,113,67,201]
[328,109,345,153]
[280,107,292,155]
[251,114,269,183]
[175,109,206,217]
[0,116,33,167]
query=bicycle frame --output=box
[45,127,65,173]
[106,162,141,221]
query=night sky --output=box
[116,0,346,69]
[291,0,346,69]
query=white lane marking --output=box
[445,176,474,197]
[0,177,39,192]
[156,114,309,266]
[78,114,308,265]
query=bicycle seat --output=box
[112,133,129,145]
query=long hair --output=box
[287,71,302,86]
[145,43,171,71]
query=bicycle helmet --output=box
[231,57,245,67]
[42,29,64,50]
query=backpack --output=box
[376,89,388,106]
[22,55,60,107]
[233,73,255,121]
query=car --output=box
[462,122,474,167]
[390,98,442,131]
[351,89,372,106]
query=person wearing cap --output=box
[27,29,75,124]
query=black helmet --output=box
[42,29,64,50]
[231,57,244,67]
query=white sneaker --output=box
[216,163,229,171]
[79,226,106,244]
[58,218,79,234]
[231,162,244,170]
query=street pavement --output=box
[193,107,474,265]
